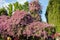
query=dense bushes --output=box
[0,0,56,40]
[0,10,56,40]
[0,8,8,16]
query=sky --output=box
[0,0,49,22]
[39,0,49,22]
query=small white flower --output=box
[56,37,60,40]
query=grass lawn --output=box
[0,38,4,40]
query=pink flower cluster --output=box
[0,10,33,37]
[0,15,10,33]
[29,1,41,12]
[0,1,55,40]
[0,10,54,40]
[23,21,52,38]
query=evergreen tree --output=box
[46,0,60,32]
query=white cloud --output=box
[0,0,27,8]
[0,0,9,8]
[0,0,3,2]
[17,0,27,4]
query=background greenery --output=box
[46,0,60,32]
[0,0,60,40]
[0,1,29,16]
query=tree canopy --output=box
[46,0,60,32]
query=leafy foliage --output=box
[0,8,8,16]
[46,0,60,32]
[0,1,56,40]
[13,2,19,11]
[13,1,29,11]
[7,4,13,16]
[22,21,55,40]
[22,2,29,11]
[0,1,29,16]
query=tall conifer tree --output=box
[46,0,60,32]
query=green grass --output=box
[0,38,4,40]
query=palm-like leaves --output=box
[18,4,23,10]
[13,2,19,11]
[7,4,13,16]
[23,2,29,11]
[0,8,7,16]
[0,2,29,16]
[13,2,29,11]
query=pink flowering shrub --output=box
[0,10,34,38]
[22,21,53,39]
[0,15,10,33]
[0,10,56,40]
[0,1,56,40]
[29,1,41,21]
[29,1,41,12]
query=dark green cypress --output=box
[46,0,60,32]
